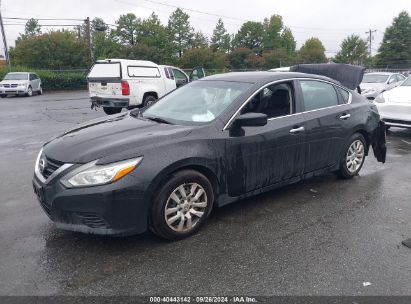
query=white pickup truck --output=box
[87,59,205,115]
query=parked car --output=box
[87,59,204,115]
[0,72,42,97]
[360,72,406,100]
[33,64,386,240]
[374,76,411,129]
[269,67,291,72]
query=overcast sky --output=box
[1,0,410,58]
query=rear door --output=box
[87,62,122,98]
[297,79,353,173]
[172,68,189,88]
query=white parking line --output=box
[401,140,411,145]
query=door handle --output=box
[340,113,351,120]
[289,126,305,134]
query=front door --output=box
[225,81,306,197]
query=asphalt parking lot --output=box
[0,91,410,296]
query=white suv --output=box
[87,59,204,115]
[0,72,42,97]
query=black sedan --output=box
[33,64,386,240]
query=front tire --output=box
[150,170,214,240]
[26,86,33,97]
[336,133,366,179]
[103,107,122,115]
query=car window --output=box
[173,69,188,81]
[337,87,350,104]
[241,83,293,119]
[29,74,34,81]
[362,74,389,83]
[300,80,339,111]
[164,67,170,79]
[128,66,160,78]
[144,81,252,124]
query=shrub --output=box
[0,66,87,90]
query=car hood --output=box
[43,113,194,164]
[383,86,411,103]
[0,80,28,85]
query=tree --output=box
[115,13,141,45]
[191,31,208,49]
[91,18,122,59]
[168,8,194,57]
[298,37,327,63]
[229,47,253,69]
[181,48,227,69]
[10,31,88,68]
[281,27,296,53]
[376,11,411,68]
[233,21,264,54]
[263,47,297,68]
[210,18,231,53]
[263,15,283,51]
[334,34,368,65]
[24,18,41,37]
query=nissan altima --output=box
[33,64,386,240]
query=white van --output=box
[87,59,205,115]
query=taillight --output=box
[121,81,130,96]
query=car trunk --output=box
[87,62,123,97]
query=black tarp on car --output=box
[290,63,365,90]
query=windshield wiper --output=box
[143,116,173,125]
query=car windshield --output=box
[143,80,252,124]
[401,77,411,86]
[3,73,28,80]
[362,74,389,83]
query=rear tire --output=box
[103,107,122,115]
[149,170,214,240]
[336,133,366,179]
[142,95,157,108]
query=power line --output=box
[4,17,84,21]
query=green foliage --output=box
[0,66,87,90]
[10,31,88,69]
[181,48,227,69]
[263,48,297,68]
[168,8,194,57]
[114,13,141,45]
[263,15,284,50]
[334,34,368,65]
[376,11,411,68]
[210,18,231,53]
[191,31,209,49]
[298,37,327,63]
[229,47,254,69]
[233,21,265,54]
[281,27,296,53]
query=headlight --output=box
[62,157,143,188]
[374,93,386,103]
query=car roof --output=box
[96,59,158,67]
[6,72,29,74]
[202,71,341,86]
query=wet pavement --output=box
[0,92,410,296]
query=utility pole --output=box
[0,0,10,65]
[85,17,93,65]
[365,29,377,57]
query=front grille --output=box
[76,213,109,229]
[42,157,65,179]
[3,84,18,88]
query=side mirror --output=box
[235,112,268,127]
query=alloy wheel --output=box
[164,183,208,232]
[346,140,365,173]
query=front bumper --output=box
[90,96,129,108]
[32,167,150,236]
[1,87,28,95]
